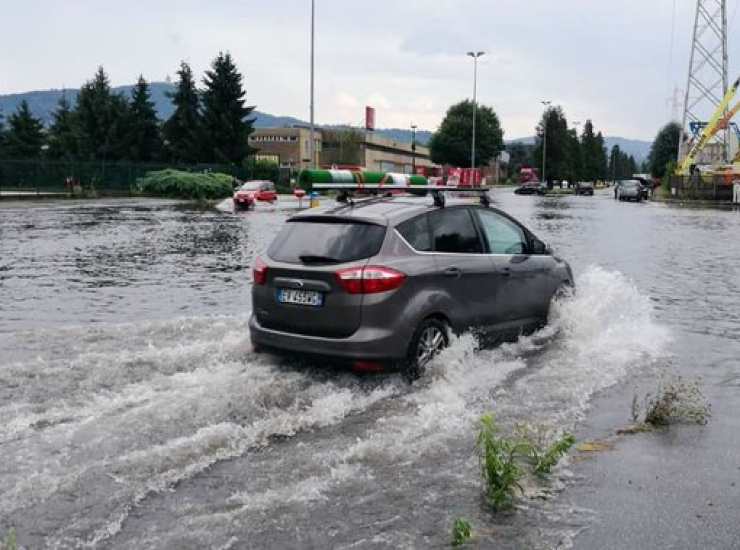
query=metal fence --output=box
[0,159,290,197]
[669,175,737,201]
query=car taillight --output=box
[335,266,406,294]
[253,256,268,285]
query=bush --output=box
[136,169,234,200]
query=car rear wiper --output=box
[299,255,342,264]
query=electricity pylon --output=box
[679,0,729,163]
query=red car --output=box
[233,181,278,210]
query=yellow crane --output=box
[677,76,740,177]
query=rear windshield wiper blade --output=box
[299,255,342,264]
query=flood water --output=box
[1,192,739,549]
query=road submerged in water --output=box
[1,191,738,549]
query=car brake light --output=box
[335,266,406,294]
[253,256,268,285]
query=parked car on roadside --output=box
[233,181,277,210]
[249,192,574,380]
[514,181,545,195]
[575,181,594,196]
[615,180,642,202]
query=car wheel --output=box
[403,318,449,381]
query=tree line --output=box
[428,100,684,183]
[0,52,256,165]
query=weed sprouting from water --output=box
[632,376,711,427]
[1,528,17,550]
[514,423,576,476]
[451,517,472,546]
[477,416,577,511]
[532,434,576,475]
[476,414,528,510]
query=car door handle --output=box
[500,267,511,277]
[444,267,462,278]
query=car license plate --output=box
[277,288,323,307]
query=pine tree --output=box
[595,132,608,180]
[580,120,599,182]
[163,62,203,163]
[0,111,6,157]
[201,52,255,164]
[566,128,583,183]
[533,105,570,184]
[5,100,45,158]
[107,93,132,160]
[76,67,115,160]
[128,76,162,161]
[47,95,78,159]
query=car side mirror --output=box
[531,239,550,255]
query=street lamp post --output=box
[309,0,316,169]
[467,51,485,170]
[411,124,417,174]
[541,100,551,185]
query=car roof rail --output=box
[311,183,492,208]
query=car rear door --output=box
[426,207,499,332]
[473,208,554,328]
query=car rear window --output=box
[267,219,387,264]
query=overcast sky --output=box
[2,1,738,139]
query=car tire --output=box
[403,318,449,381]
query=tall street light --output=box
[309,0,316,169]
[467,51,485,170]
[541,100,551,185]
[411,123,417,174]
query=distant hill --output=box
[507,135,652,163]
[1,85,650,157]
[0,83,433,145]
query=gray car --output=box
[615,180,642,202]
[249,195,573,379]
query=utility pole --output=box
[467,51,485,170]
[411,124,417,174]
[679,0,728,163]
[541,100,551,185]
[309,0,316,169]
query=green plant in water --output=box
[514,423,576,476]
[1,528,17,550]
[451,517,472,546]
[532,434,576,475]
[476,414,528,510]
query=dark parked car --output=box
[249,190,574,379]
[514,181,545,195]
[575,181,594,196]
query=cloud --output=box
[0,0,734,140]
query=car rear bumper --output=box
[249,314,409,361]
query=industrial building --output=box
[248,127,322,171]
[249,127,435,174]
